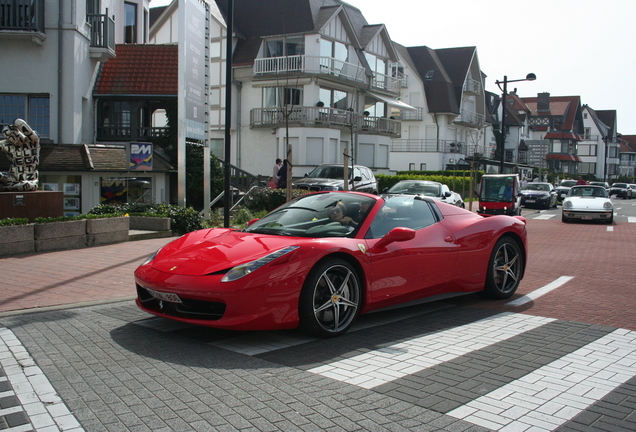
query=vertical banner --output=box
[178,0,207,206]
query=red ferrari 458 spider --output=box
[135,191,527,337]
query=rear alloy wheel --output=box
[299,259,361,337]
[483,237,524,299]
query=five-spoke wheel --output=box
[483,237,524,299]
[299,259,361,337]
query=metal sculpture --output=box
[0,119,40,192]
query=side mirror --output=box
[304,173,309,178]
[247,218,259,226]
[444,191,451,198]
[370,227,416,252]
[353,176,362,182]
[382,187,389,193]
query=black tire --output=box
[562,214,570,223]
[298,258,361,337]
[483,237,524,299]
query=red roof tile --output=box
[94,44,178,95]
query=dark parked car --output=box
[556,180,577,201]
[609,183,634,199]
[519,182,558,209]
[293,164,378,194]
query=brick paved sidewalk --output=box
[0,237,172,314]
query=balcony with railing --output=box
[0,0,45,42]
[97,126,169,141]
[391,107,423,121]
[250,105,400,137]
[455,109,485,127]
[463,79,481,95]
[371,71,402,93]
[87,9,115,60]
[254,55,366,84]
[390,139,468,153]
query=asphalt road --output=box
[1,200,635,431]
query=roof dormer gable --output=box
[317,5,361,48]
[360,24,398,62]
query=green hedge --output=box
[243,188,307,213]
[89,203,203,235]
[0,217,29,226]
[377,170,483,197]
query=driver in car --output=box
[499,178,514,201]
[328,202,357,227]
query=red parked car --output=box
[135,191,527,337]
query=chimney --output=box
[537,92,550,112]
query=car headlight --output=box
[221,246,299,282]
[141,249,161,266]
[603,202,613,209]
[564,201,573,209]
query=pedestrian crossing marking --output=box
[447,328,636,431]
[308,313,555,389]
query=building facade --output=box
[0,0,174,214]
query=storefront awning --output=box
[366,92,417,111]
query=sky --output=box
[149,0,636,135]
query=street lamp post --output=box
[495,73,536,174]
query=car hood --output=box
[520,190,550,196]
[293,177,349,189]
[150,228,306,276]
[564,197,610,209]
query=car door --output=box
[363,198,458,309]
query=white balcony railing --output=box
[391,139,468,153]
[250,106,401,137]
[463,79,481,94]
[456,109,485,127]
[371,72,402,93]
[253,55,366,83]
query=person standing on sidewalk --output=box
[272,158,282,187]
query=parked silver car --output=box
[293,164,378,194]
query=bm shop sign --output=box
[130,143,153,171]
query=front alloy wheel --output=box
[299,259,361,337]
[483,237,524,299]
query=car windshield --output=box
[244,192,375,238]
[559,180,577,187]
[612,183,627,188]
[480,176,516,202]
[523,184,550,191]
[568,186,607,197]
[306,166,350,179]
[386,181,441,197]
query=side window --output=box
[367,199,437,239]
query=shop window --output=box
[40,175,82,216]
[101,177,152,205]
